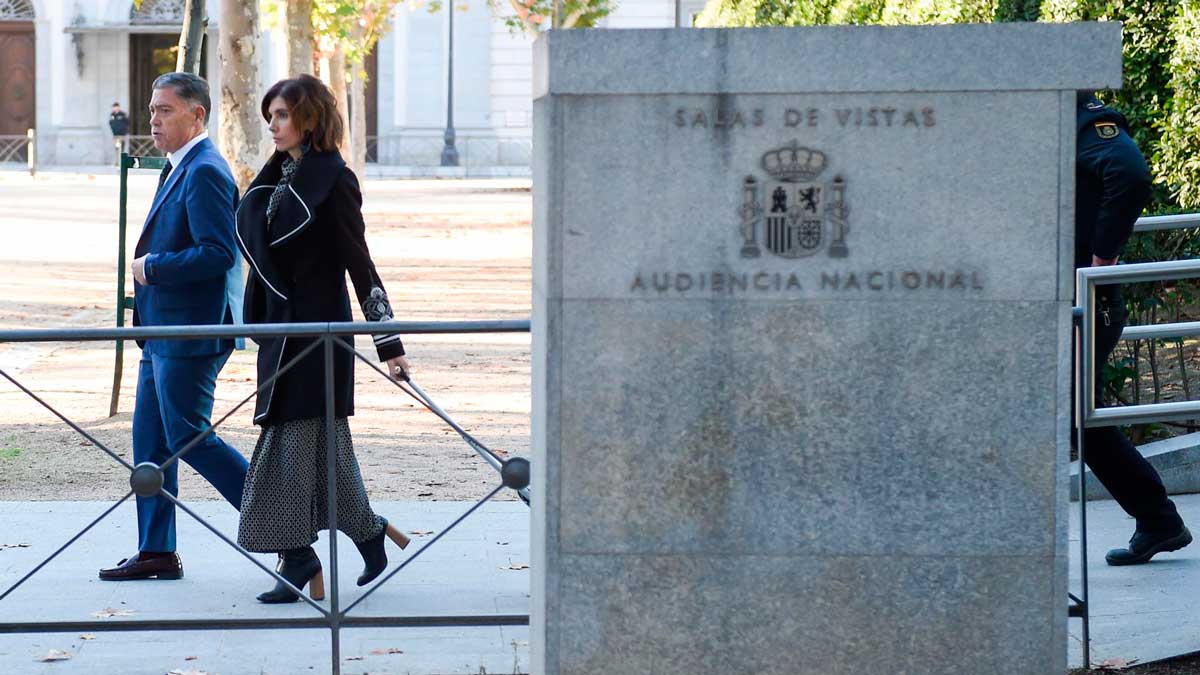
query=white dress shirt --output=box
[165,131,209,183]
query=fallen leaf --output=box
[369,647,404,655]
[409,530,434,537]
[0,543,31,550]
[1096,658,1140,670]
[345,656,365,661]
[36,650,72,662]
[184,655,197,660]
[79,634,95,640]
[90,607,135,618]
[500,563,530,571]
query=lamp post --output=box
[440,1,459,167]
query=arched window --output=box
[130,0,184,25]
[0,0,36,21]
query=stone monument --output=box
[532,24,1121,674]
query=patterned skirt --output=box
[237,417,385,553]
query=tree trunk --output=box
[285,0,315,76]
[328,47,352,164]
[350,41,367,178]
[176,0,207,74]
[219,0,263,192]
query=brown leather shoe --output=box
[98,552,184,581]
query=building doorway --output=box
[129,33,209,137]
[0,0,36,142]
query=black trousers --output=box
[1080,289,1182,534]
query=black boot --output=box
[354,518,411,587]
[1106,526,1193,566]
[257,547,325,603]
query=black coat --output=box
[235,149,405,426]
[1075,94,1153,270]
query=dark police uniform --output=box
[108,110,129,137]
[1075,93,1187,560]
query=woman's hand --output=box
[387,355,412,382]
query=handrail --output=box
[1134,213,1200,232]
[0,319,532,343]
[1077,259,1200,429]
[1072,219,1200,670]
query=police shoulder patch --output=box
[1095,122,1119,140]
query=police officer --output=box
[1076,91,1191,565]
[108,102,130,160]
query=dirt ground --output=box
[0,170,532,502]
[1072,653,1200,674]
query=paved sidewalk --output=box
[0,500,530,675]
[1069,492,1200,669]
[4,491,1195,673]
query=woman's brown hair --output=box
[261,74,344,153]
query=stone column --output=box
[533,24,1121,675]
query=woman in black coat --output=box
[234,74,410,603]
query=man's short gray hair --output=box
[152,72,211,123]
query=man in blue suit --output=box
[100,72,249,581]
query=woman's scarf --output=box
[266,153,302,224]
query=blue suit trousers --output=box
[133,351,249,553]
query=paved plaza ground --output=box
[1070,493,1200,671]
[0,500,531,675]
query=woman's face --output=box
[267,96,303,156]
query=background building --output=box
[0,0,696,172]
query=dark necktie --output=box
[156,161,173,195]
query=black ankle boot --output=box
[354,518,411,587]
[257,547,325,604]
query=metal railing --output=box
[0,129,36,175]
[0,319,532,675]
[1134,213,1200,232]
[127,135,165,158]
[366,135,378,164]
[1073,212,1200,669]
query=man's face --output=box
[149,86,204,154]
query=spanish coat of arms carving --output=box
[739,140,850,259]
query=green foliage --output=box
[0,448,21,460]
[312,0,403,65]
[995,0,1042,20]
[696,0,1034,28]
[489,0,614,33]
[697,0,887,27]
[1159,1,1200,210]
[879,0,995,24]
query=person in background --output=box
[108,102,130,162]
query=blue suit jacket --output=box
[132,137,244,358]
